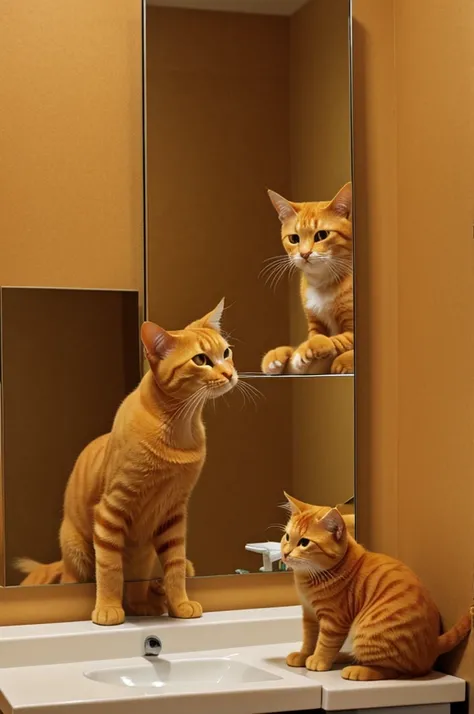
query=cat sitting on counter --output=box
[282,493,470,680]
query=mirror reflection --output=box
[146,0,353,375]
[2,0,354,621]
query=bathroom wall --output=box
[289,0,354,507]
[353,0,474,697]
[0,0,143,291]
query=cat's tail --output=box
[437,613,471,655]
[14,557,63,586]
[186,559,195,577]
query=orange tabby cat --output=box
[262,183,353,375]
[282,494,470,680]
[16,301,237,626]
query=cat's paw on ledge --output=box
[92,605,125,626]
[261,346,293,374]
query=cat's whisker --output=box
[234,381,256,409]
[165,386,208,430]
[164,388,209,446]
[266,523,286,533]
[262,255,289,264]
[259,255,293,287]
[260,261,290,284]
[222,329,243,345]
[235,382,252,410]
[236,380,263,409]
[267,261,293,291]
[259,257,290,278]
[234,380,262,410]
[237,380,263,399]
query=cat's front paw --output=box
[92,605,125,626]
[286,651,309,667]
[261,346,293,375]
[292,336,336,373]
[170,600,203,619]
[305,655,332,672]
[331,351,354,375]
[341,665,394,681]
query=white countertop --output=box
[0,607,466,713]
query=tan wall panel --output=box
[393,0,474,688]
[0,0,143,291]
[352,0,399,555]
[353,0,474,695]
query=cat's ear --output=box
[328,182,352,219]
[188,298,225,333]
[141,321,177,362]
[319,508,346,542]
[283,492,311,515]
[268,190,299,223]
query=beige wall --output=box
[290,0,354,508]
[353,0,474,696]
[0,0,143,292]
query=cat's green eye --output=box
[298,538,310,547]
[223,347,231,359]
[285,533,290,541]
[193,353,213,367]
[314,230,329,242]
[288,234,299,244]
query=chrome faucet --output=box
[144,635,162,657]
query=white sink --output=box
[84,655,280,690]
[0,607,466,714]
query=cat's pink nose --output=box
[300,251,311,260]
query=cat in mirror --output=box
[282,494,470,680]
[262,182,353,375]
[16,301,237,625]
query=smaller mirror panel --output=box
[187,374,354,576]
[1,287,140,586]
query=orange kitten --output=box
[282,494,470,680]
[262,183,353,375]
[16,301,237,626]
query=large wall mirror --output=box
[1,0,354,591]
[145,0,355,577]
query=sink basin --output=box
[84,656,281,690]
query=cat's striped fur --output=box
[282,494,470,680]
[16,301,237,626]
[262,182,353,376]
